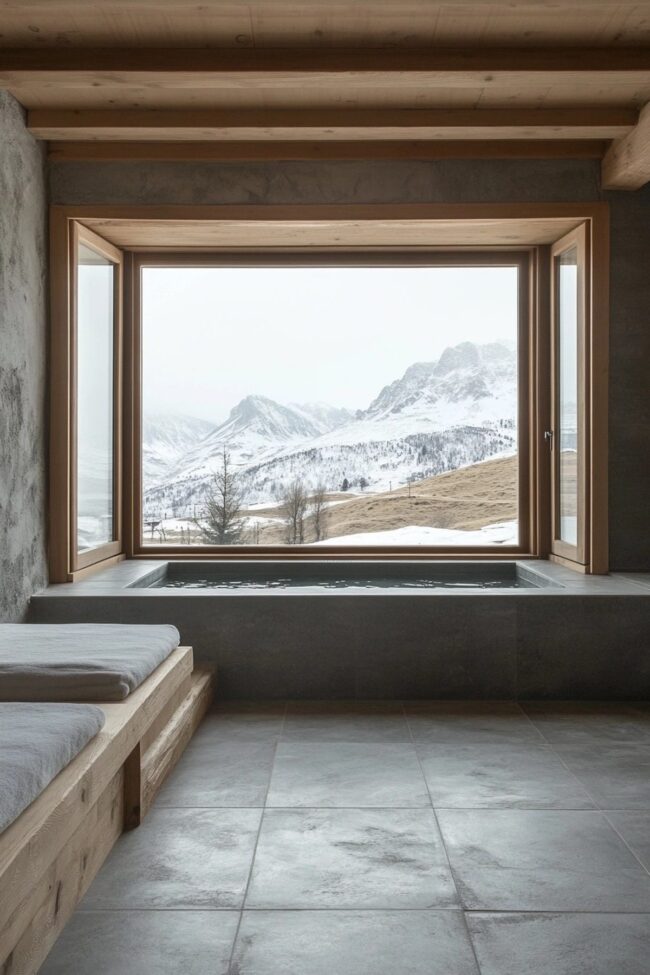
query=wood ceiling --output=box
[1,1,650,188]
[1,2,649,49]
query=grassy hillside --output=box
[246,453,518,544]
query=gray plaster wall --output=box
[606,188,650,572]
[49,157,650,571]
[0,92,49,620]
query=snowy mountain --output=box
[142,412,217,487]
[290,402,355,433]
[162,395,340,486]
[367,341,514,418]
[217,395,326,442]
[142,341,517,515]
[310,341,517,447]
[236,425,515,504]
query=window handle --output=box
[544,430,554,449]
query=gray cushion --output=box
[0,624,181,702]
[0,702,105,832]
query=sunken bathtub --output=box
[29,559,650,701]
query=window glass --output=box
[141,265,520,548]
[557,248,579,547]
[76,242,115,552]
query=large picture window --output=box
[136,255,529,553]
[49,206,608,578]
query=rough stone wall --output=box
[49,156,650,571]
[0,92,48,619]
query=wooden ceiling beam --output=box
[602,101,650,189]
[0,1,635,7]
[47,139,608,162]
[2,47,650,89]
[29,107,636,142]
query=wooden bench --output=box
[0,647,213,975]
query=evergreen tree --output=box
[196,449,246,545]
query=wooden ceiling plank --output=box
[602,100,650,188]
[47,139,608,161]
[3,46,650,83]
[11,83,494,110]
[1,4,649,50]
[0,1,637,7]
[11,78,650,111]
[28,106,637,141]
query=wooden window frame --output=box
[129,249,534,561]
[48,203,609,578]
[550,224,589,565]
[50,218,124,581]
[546,215,609,575]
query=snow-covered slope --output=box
[316,520,518,547]
[142,341,517,514]
[312,341,516,446]
[142,412,217,488]
[368,342,513,418]
[237,426,515,502]
[290,401,355,433]
[216,394,325,443]
[161,395,340,487]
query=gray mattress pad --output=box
[0,702,105,832]
[0,624,181,702]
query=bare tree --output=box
[311,480,328,542]
[281,477,308,545]
[196,449,247,544]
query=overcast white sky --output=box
[142,266,518,423]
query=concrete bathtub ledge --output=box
[28,561,650,701]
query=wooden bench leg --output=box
[123,743,142,830]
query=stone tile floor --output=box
[42,701,650,974]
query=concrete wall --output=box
[49,157,650,571]
[606,187,650,572]
[48,157,604,206]
[0,92,49,620]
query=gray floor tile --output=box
[40,911,239,975]
[522,702,650,745]
[246,808,458,908]
[81,807,261,909]
[282,700,411,742]
[437,809,650,911]
[605,810,650,870]
[554,743,650,808]
[49,701,650,973]
[194,703,286,742]
[405,702,543,744]
[467,912,650,975]
[156,740,276,807]
[266,741,429,807]
[417,744,594,809]
[231,911,479,975]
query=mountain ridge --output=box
[142,340,518,515]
